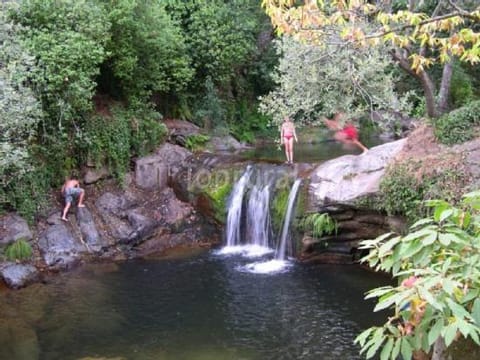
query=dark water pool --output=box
[0,250,391,360]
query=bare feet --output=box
[61,217,69,222]
[78,204,86,208]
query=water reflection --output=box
[0,251,390,360]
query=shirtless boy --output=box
[61,177,85,221]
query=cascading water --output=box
[225,166,253,247]
[221,164,302,272]
[275,179,302,261]
[246,183,271,248]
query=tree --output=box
[8,0,110,132]
[262,0,480,118]
[356,192,480,360]
[259,35,411,125]
[101,0,193,100]
[0,11,42,189]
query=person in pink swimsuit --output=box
[280,116,298,164]
[323,112,368,154]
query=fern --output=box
[4,239,33,261]
[300,213,337,238]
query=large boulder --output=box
[37,223,87,268]
[308,139,407,209]
[76,207,109,252]
[0,214,33,246]
[0,263,39,289]
[135,143,191,190]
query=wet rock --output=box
[37,223,86,268]
[0,213,33,246]
[0,262,39,289]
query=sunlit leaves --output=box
[356,191,480,359]
[262,0,480,70]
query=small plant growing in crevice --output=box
[185,134,210,151]
[299,213,337,238]
[4,239,33,261]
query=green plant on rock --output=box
[208,180,233,224]
[355,191,480,360]
[271,186,290,233]
[4,239,33,261]
[185,134,210,152]
[299,213,337,239]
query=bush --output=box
[380,159,469,223]
[299,213,337,238]
[185,134,210,152]
[82,104,166,180]
[434,100,480,145]
[4,239,33,261]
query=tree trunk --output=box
[437,60,453,114]
[432,337,447,360]
[391,48,440,118]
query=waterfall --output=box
[225,166,253,247]
[223,164,301,269]
[246,182,272,248]
[275,179,302,261]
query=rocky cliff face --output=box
[0,143,220,289]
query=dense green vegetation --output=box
[356,192,480,360]
[0,0,276,220]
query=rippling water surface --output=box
[0,249,390,360]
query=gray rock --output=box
[84,166,110,184]
[0,214,33,246]
[76,207,107,252]
[309,139,406,209]
[37,223,86,268]
[0,262,39,289]
[135,143,191,190]
[95,192,136,216]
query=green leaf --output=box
[471,298,480,326]
[428,318,444,346]
[380,337,394,360]
[439,208,454,222]
[366,332,385,359]
[355,327,375,347]
[443,322,459,347]
[391,337,401,360]
[400,338,413,360]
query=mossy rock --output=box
[191,166,241,224]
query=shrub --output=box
[185,134,210,152]
[299,213,337,238]
[379,156,470,224]
[434,100,480,145]
[356,191,480,360]
[4,239,33,261]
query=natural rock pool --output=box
[0,248,390,360]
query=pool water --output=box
[0,249,391,360]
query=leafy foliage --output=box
[262,1,480,118]
[356,191,480,360]
[82,104,166,180]
[299,213,337,238]
[9,0,110,130]
[4,239,33,261]
[259,36,411,126]
[434,100,480,145]
[184,134,210,152]
[380,159,470,223]
[102,0,193,99]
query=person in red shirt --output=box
[323,112,368,154]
